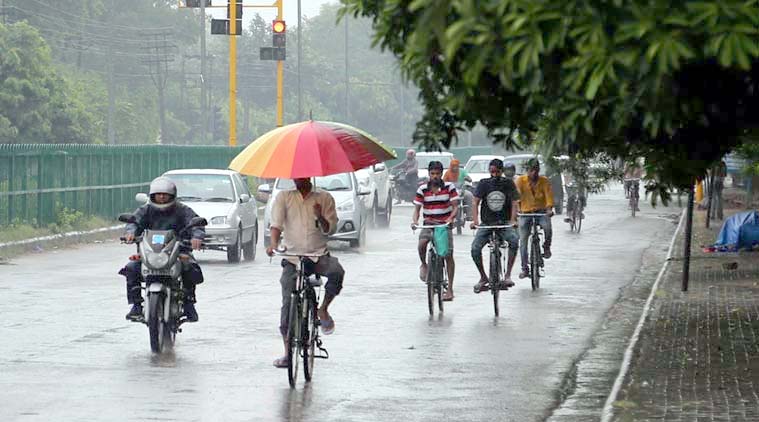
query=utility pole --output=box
[200,0,207,143]
[682,187,695,291]
[297,0,303,121]
[276,0,284,127]
[344,16,349,123]
[142,30,176,144]
[106,0,116,144]
[228,0,238,146]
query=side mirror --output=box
[190,217,208,227]
[358,187,371,196]
[373,163,386,172]
[258,184,272,194]
[118,213,137,224]
[135,193,149,204]
[239,194,251,203]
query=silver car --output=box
[260,172,370,248]
[162,169,259,263]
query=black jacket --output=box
[125,202,205,244]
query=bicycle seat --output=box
[307,274,323,287]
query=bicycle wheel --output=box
[303,294,317,382]
[427,252,435,315]
[286,294,301,388]
[576,207,583,233]
[437,258,445,312]
[489,249,500,316]
[530,236,540,291]
[631,196,637,217]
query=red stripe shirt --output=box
[414,182,459,223]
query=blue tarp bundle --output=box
[714,210,759,250]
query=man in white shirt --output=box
[266,177,344,368]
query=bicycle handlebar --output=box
[624,178,641,182]
[272,247,329,259]
[517,213,547,217]
[411,223,450,230]
[472,224,516,229]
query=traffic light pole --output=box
[229,0,238,146]
[276,0,284,127]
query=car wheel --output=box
[243,223,257,261]
[227,229,242,263]
[350,221,367,248]
[370,194,379,228]
[376,195,392,228]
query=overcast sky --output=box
[208,0,337,27]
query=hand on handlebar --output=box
[123,233,135,243]
[546,209,554,218]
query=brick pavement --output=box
[612,209,759,421]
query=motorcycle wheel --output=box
[148,293,166,353]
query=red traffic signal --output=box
[272,20,286,34]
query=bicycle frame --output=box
[412,223,449,315]
[518,213,546,290]
[274,251,329,387]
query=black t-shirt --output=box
[474,177,520,224]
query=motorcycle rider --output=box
[119,177,205,322]
[443,158,473,220]
[391,149,419,203]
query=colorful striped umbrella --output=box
[228,120,397,178]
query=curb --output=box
[0,225,122,250]
[600,208,687,421]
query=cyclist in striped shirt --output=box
[412,161,459,301]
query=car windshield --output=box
[417,155,452,170]
[165,174,235,202]
[465,159,492,173]
[275,173,354,192]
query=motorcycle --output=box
[389,167,418,203]
[454,181,473,235]
[118,213,207,353]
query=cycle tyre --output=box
[427,253,435,316]
[286,295,300,388]
[576,208,583,233]
[303,296,317,382]
[530,238,540,291]
[489,249,500,316]
[631,197,637,217]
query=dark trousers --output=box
[279,256,344,336]
[119,258,203,305]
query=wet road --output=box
[0,184,679,422]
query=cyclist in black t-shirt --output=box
[470,159,521,292]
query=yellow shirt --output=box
[515,175,554,212]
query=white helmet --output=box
[148,177,177,210]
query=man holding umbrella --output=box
[266,177,344,368]
[228,119,397,370]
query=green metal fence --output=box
[0,144,244,228]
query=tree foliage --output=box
[341,0,759,188]
[0,22,96,143]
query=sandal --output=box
[272,356,289,368]
[443,291,454,302]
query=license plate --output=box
[143,268,172,276]
[152,234,166,244]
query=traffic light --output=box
[272,20,286,47]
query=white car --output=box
[355,162,392,228]
[161,169,259,263]
[416,151,454,183]
[260,172,371,248]
[464,154,505,188]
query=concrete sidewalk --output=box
[610,208,759,421]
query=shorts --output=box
[419,226,454,256]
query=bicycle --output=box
[412,223,449,315]
[274,250,329,388]
[565,184,584,233]
[472,224,514,316]
[518,213,547,291]
[625,178,640,217]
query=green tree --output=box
[341,0,759,188]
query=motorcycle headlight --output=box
[146,251,169,268]
[210,216,228,225]
[337,199,355,212]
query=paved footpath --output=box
[548,206,759,421]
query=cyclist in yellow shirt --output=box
[515,158,554,279]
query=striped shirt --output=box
[414,181,459,223]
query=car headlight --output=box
[210,216,228,225]
[337,199,355,212]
